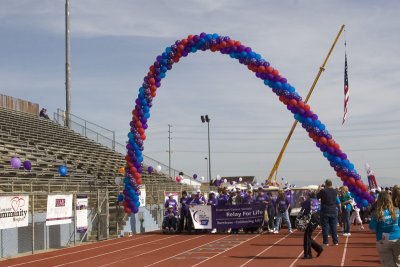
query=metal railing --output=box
[53,108,198,185]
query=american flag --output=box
[342,45,349,124]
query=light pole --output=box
[201,115,211,183]
[204,157,208,182]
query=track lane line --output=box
[340,235,349,267]
[7,235,154,267]
[239,230,296,267]
[288,230,321,267]
[99,235,206,267]
[52,235,178,267]
[144,234,233,267]
[191,233,267,267]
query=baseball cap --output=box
[168,193,173,197]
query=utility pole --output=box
[65,0,71,129]
[168,124,172,178]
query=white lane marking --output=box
[144,235,232,267]
[288,230,321,267]
[8,235,153,267]
[52,235,177,267]
[191,233,266,267]
[239,230,296,267]
[340,235,349,267]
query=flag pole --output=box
[266,24,346,185]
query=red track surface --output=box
[1,226,380,267]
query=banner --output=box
[189,205,212,229]
[46,194,73,226]
[76,195,88,233]
[212,204,265,230]
[0,195,29,230]
[139,185,146,207]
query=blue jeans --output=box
[342,209,351,234]
[274,210,292,231]
[321,212,338,244]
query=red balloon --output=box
[134,172,141,179]
[320,137,328,145]
[289,99,297,106]
[304,104,311,111]
[347,177,355,186]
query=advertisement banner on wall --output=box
[0,195,29,230]
[189,205,212,229]
[46,194,73,226]
[139,185,146,207]
[76,195,88,233]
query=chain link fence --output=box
[0,190,113,259]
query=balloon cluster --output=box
[58,165,68,177]
[122,176,141,214]
[10,157,31,171]
[125,32,373,208]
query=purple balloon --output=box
[10,157,21,169]
[23,160,32,171]
[193,174,198,179]
[147,166,153,174]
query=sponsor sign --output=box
[0,195,29,230]
[139,185,146,207]
[46,194,73,226]
[76,196,88,233]
[189,205,212,229]
[212,204,265,230]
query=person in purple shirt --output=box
[190,191,206,206]
[163,205,177,232]
[274,189,293,234]
[217,188,230,206]
[178,191,189,233]
[243,190,254,204]
[165,193,178,215]
[208,192,218,206]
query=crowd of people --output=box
[161,181,399,265]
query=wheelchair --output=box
[162,214,179,234]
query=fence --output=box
[0,190,113,259]
[0,94,39,116]
[53,108,199,185]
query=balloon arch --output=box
[122,33,373,214]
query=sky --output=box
[1,0,399,187]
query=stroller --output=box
[295,210,311,231]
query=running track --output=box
[0,227,380,267]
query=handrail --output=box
[53,109,197,184]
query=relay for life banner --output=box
[76,195,88,233]
[189,205,212,229]
[189,204,265,230]
[0,195,29,230]
[46,194,73,226]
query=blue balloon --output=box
[135,201,141,208]
[133,195,139,202]
[361,199,369,207]
[58,165,68,177]
[117,194,124,202]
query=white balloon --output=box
[223,179,227,183]
[114,177,121,185]
[201,176,205,181]
[156,165,162,172]
[239,177,243,182]
[179,175,184,179]
[216,175,221,180]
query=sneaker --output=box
[289,229,293,234]
[347,233,351,236]
[211,228,217,234]
[360,226,364,230]
[323,243,329,247]
[269,229,274,233]
[227,228,231,233]
[273,230,279,234]
[334,243,339,246]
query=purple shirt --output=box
[207,197,218,206]
[276,197,290,212]
[180,196,189,215]
[243,194,254,204]
[217,194,229,206]
[165,198,178,213]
